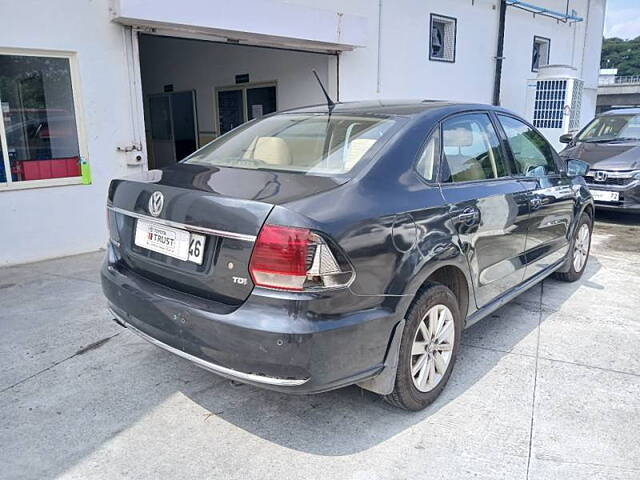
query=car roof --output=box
[281,99,513,118]
[599,108,640,116]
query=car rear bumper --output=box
[101,254,398,394]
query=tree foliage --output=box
[601,37,640,76]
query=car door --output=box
[438,112,531,308]
[495,114,575,280]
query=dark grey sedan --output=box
[560,108,640,212]
[103,100,593,410]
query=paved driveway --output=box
[1,212,639,480]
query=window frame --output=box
[531,35,551,73]
[429,13,457,63]
[493,112,564,178]
[435,110,515,185]
[0,47,89,192]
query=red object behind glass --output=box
[15,157,80,181]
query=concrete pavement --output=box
[1,212,639,480]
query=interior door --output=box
[496,114,575,280]
[148,91,198,168]
[170,91,197,161]
[246,86,276,121]
[217,89,244,135]
[438,113,531,308]
[148,94,174,169]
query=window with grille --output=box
[533,79,566,129]
[430,14,456,62]
[532,36,550,72]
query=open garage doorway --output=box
[138,34,337,169]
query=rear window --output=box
[183,113,398,175]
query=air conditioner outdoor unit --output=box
[525,64,584,150]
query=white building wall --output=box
[0,0,137,266]
[291,0,605,121]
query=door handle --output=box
[529,196,543,210]
[457,207,480,225]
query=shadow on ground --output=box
[175,257,603,456]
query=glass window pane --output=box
[431,22,445,58]
[0,55,80,182]
[246,86,276,121]
[430,16,456,62]
[532,37,550,72]
[498,115,557,177]
[441,113,508,183]
[217,89,244,135]
[185,114,397,175]
[416,131,439,182]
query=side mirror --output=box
[567,158,590,177]
[559,133,574,144]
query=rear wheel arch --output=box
[384,282,463,410]
[359,261,472,397]
[423,265,470,321]
[396,261,472,323]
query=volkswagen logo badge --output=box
[594,170,608,182]
[148,191,164,217]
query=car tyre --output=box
[552,212,592,282]
[384,283,462,411]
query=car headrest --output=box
[443,127,474,147]
[345,138,376,170]
[250,137,292,165]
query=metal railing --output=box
[599,76,640,86]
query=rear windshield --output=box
[577,114,640,142]
[183,113,398,175]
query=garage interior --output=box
[137,33,337,169]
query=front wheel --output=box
[552,212,592,282]
[384,284,462,411]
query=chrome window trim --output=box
[109,308,309,387]
[107,206,257,242]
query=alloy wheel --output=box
[410,304,455,393]
[573,223,590,272]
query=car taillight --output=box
[249,224,353,291]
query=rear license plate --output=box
[134,219,206,265]
[591,190,619,203]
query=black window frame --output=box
[493,112,565,178]
[531,35,551,73]
[436,111,515,184]
[429,13,457,63]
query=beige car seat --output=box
[344,138,376,170]
[244,137,293,166]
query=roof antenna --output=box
[312,70,335,110]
